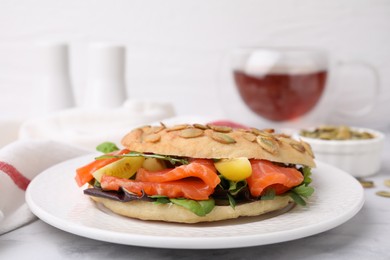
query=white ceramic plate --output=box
[26,155,364,249]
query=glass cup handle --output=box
[335,60,381,117]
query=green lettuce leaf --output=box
[289,186,315,206]
[302,166,313,185]
[169,198,215,216]
[96,142,119,153]
[288,191,307,206]
[293,184,315,198]
[149,195,171,205]
[288,166,315,206]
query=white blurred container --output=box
[35,42,75,112]
[83,43,127,108]
[18,99,175,150]
[0,118,23,148]
[297,127,385,177]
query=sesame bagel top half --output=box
[121,123,316,168]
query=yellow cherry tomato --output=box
[214,157,252,181]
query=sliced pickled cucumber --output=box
[92,156,145,182]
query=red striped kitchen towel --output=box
[0,140,89,235]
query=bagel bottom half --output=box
[90,196,293,223]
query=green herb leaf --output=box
[96,142,119,153]
[302,166,313,185]
[289,183,315,206]
[96,151,189,165]
[149,195,168,199]
[293,184,315,198]
[149,195,171,204]
[93,180,101,188]
[286,167,315,206]
[217,175,246,208]
[227,193,236,209]
[170,198,215,216]
[228,180,247,196]
[261,188,276,200]
[218,175,247,196]
[154,197,171,205]
[288,191,307,206]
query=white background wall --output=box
[0,0,389,129]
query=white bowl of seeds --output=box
[297,125,385,177]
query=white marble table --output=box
[1,133,390,260]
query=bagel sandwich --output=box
[75,123,315,223]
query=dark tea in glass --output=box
[234,70,327,121]
[222,47,380,127]
[230,48,329,122]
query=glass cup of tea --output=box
[219,47,380,129]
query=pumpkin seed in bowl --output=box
[300,125,375,140]
[297,126,384,177]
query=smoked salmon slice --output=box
[247,160,303,197]
[100,161,220,200]
[101,176,214,200]
[136,160,219,187]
